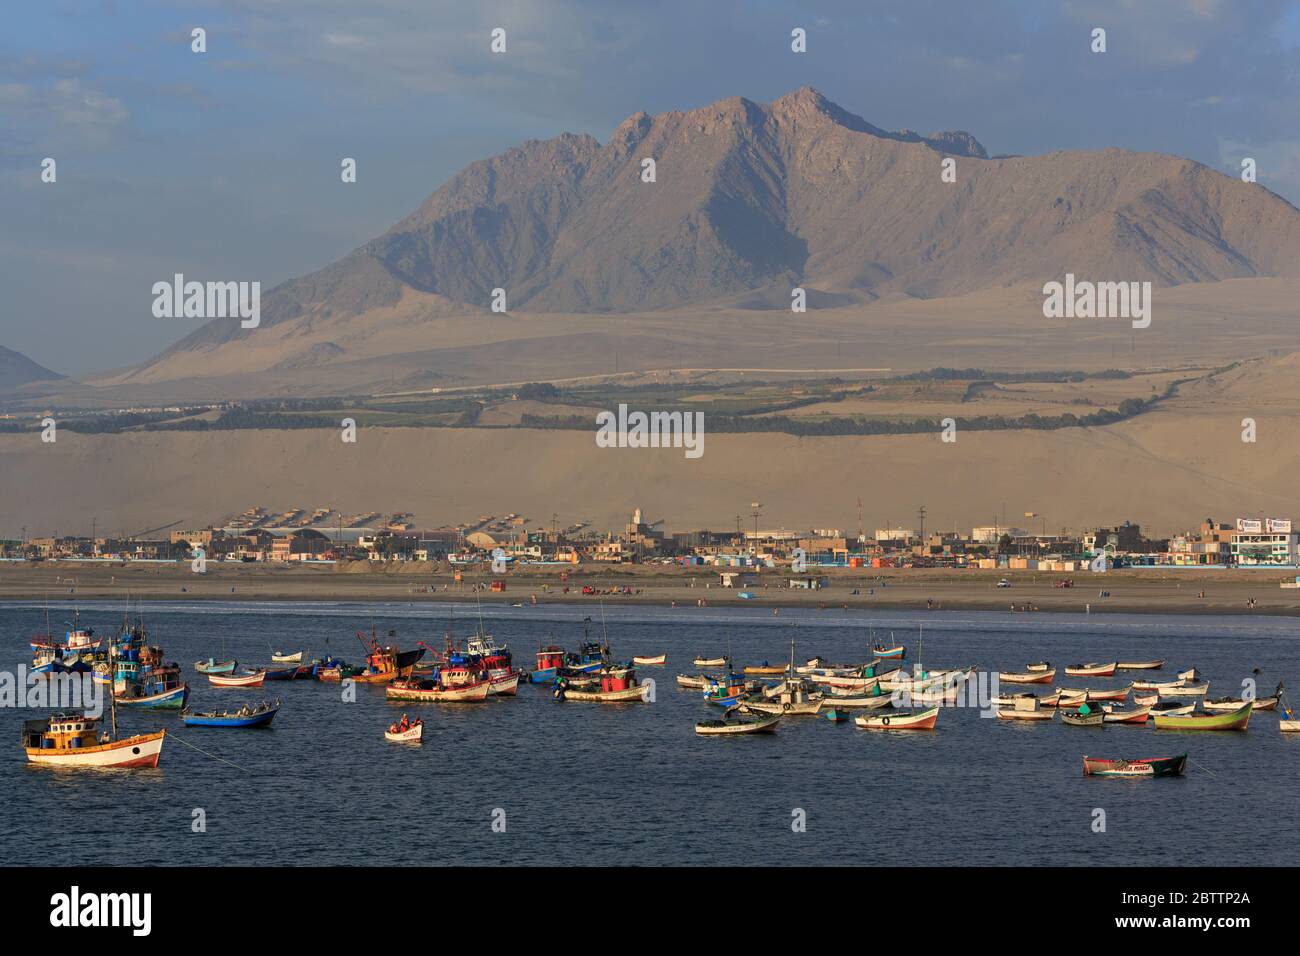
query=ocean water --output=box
[3,600,1297,866]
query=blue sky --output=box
[4,0,1299,375]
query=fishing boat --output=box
[822,708,851,723]
[872,645,906,660]
[384,719,424,743]
[1151,700,1196,717]
[740,681,823,716]
[696,713,780,735]
[1025,661,1051,672]
[820,693,891,710]
[316,658,365,681]
[195,658,238,675]
[387,676,491,702]
[854,706,940,731]
[1061,705,1105,727]
[349,631,426,683]
[531,645,567,683]
[208,670,266,688]
[1102,705,1152,724]
[743,663,787,676]
[271,650,303,663]
[996,708,1056,721]
[992,690,1062,708]
[1158,682,1210,698]
[116,682,189,710]
[1280,719,1300,733]
[1177,667,1203,681]
[1117,659,1165,670]
[1203,683,1282,713]
[181,701,280,728]
[1082,754,1187,778]
[676,674,711,689]
[1064,661,1118,677]
[1132,678,1183,690]
[633,655,666,666]
[262,664,299,681]
[22,713,165,769]
[1153,701,1252,731]
[1059,684,1132,702]
[1133,692,1159,706]
[999,669,1055,684]
[559,665,650,703]
[487,671,520,696]
[693,656,728,668]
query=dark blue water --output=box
[3,601,1297,866]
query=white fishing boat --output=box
[1177,667,1203,681]
[22,713,165,768]
[1101,705,1152,724]
[693,656,727,667]
[271,650,303,663]
[633,654,666,666]
[1158,682,1210,698]
[384,720,424,743]
[696,713,780,735]
[676,674,711,689]
[854,706,940,731]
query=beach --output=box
[4,562,1297,616]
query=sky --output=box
[3,0,1299,375]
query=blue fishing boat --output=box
[117,682,189,710]
[194,658,238,674]
[263,665,299,681]
[181,700,280,728]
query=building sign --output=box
[1267,518,1293,533]
[1236,518,1264,533]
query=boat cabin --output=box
[535,646,565,671]
[22,714,103,751]
[601,667,637,693]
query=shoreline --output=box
[3,564,1298,617]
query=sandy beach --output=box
[3,562,1298,616]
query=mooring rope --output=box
[1186,755,1219,777]
[167,732,254,774]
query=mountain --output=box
[122,86,1300,384]
[0,346,64,390]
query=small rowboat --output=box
[384,720,424,743]
[1133,692,1159,706]
[996,709,1055,721]
[1025,661,1051,672]
[1065,662,1117,677]
[208,670,266,688]
[1280,720,1300,733]
[676,674,711,689]
[633,655,666,666]
[1102,706,1152,724]
[1061,707,1105,727]
[815,674,882,691]
[1151,701,1196,717]
[819,694,891,710]
[872,645,906,660]
[992,690,1062,708]
[1178,667,1203,681]
[195,658,237,674]
[1059,684,1131,702]
[854,706,940,731]
[263,665,299,681]
[743,664,787,676]
[693,657,727,667]
[1153,701,1251,731]
[387,678,491,703]
[822,708,851,723]
[271,650,303,663]
[999,669,1055,684]
[696,713,780,735]
[1133,679,1185,690]
[1203,688,1281,713]
[1117,659,1165,670]
[181,701,280,728]
[1083,754,1186,778]
[740,697,823,717]
[1159,682,1210,698]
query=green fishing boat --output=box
[1152,700,1252,731]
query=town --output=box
[4,506,1297,574]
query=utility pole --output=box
[916,505,927,547]
[750,502,762,555]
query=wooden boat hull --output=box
[675,675,710,689]
[633,655,666,666]
[1154,701,1251,731]
[743,666,787,676]
[855,706,939,731]
[996,709,1055,721]
[1083,754,1186,777]
[1064,662,1118,677]
[561,683,650,703]
[1280,720,1300,733]
[271,652,303,663]
[488,673,519,696]
[385,725,424,743]
[1102,706,1152,724]
[1158,682,1210,697]
[1203,695,1278,713]
[116,684,189,710]
[208,672,266,688]
[181,706,279,727]
[1117,660,1165,670]
[999,669,1055,684]
[696,715,780,735]
[26,730,165,768]
[873,646,906,659]
[1059,685,1131,702]
[693,658,727,667]
[1025,662,1051,672]
[387,680,491,703]
[1061,711,1105,727]
[194,659,237,674]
